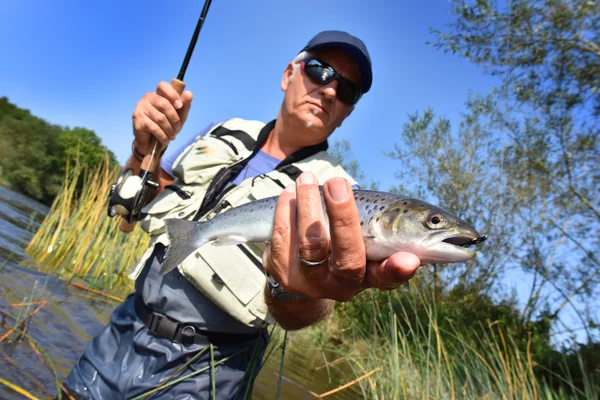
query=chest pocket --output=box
[178,240,271,327]
[141,187,203,235]
[172,136,244,187]
[192,244,265,305]
[247,165,303,201]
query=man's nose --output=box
[320,80,338,101]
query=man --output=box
[63,30,421,399]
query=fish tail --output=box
[160,219,205,275]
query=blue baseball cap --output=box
[300,30,373,94]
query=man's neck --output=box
[261,112,331,159]
[261,114,306,159]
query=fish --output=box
[159,189,487,275]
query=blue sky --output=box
[0,0,497,178]
[0,0,513,298]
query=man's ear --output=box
[281,62,295,92]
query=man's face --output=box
[280,48,362,140]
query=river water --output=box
[0,185,363,399]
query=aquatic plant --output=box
[329,289,598,400]
[25,155,149,294]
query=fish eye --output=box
[426,213,447,229]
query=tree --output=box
[0,97,119,205]
[384,95,516,299]
[414,0,600,342]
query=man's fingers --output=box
[145,103,176,141]
[365,252,420,290]
[132,83,193,153]
[266,184,298,288]
[296,172,329,268]
[137,119,169,148]
[151,96,182,139]
[323,178,366,284]
[265,177,421,300]
[156,81,184,110]
[179,90,194,126]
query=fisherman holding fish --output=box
[63,31,484,399]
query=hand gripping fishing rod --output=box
[107,0,213,232]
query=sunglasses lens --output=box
[304,59,335,84]
[303,58,362,105]
[336,81,360,105]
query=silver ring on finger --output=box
[298,252,330,268]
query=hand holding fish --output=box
[131,81,194,154]
[160,174,486,301]
[263,172,421,302]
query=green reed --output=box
[25,155,150,293]
[330,289,598,400]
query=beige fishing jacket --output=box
[129,118,357,328]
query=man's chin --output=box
[301,114,327,130]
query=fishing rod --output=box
[107,0,213,232]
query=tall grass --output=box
[25,155,149,293]
[21,154,599,399]
[331,289,598,400]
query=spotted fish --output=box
[159,189,486,275]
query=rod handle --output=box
[119,78,187,233]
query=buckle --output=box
[148,312,163,333]
[150,312,180,341]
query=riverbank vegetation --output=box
[0,97,118,206]
[21,129,599,398]
[321,287,599,399]
[24,157,147,293]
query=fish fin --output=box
[160,219,204,275]
[211,235,248,246]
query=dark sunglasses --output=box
[300,58,362,105]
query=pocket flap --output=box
[194,244,266,305]
[142,187,196,214]
[248,175,287,201]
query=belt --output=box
[134,296,261,346]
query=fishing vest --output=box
[128,118,357,328]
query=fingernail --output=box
[328,178,349,201]
[174,100,183,109]
[285,183,296,193]
[298,171,315,185]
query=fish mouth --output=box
[424,231,487,257]
[443,234,487,248]
[415,231,484,264]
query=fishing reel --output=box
[107,167,159,223]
